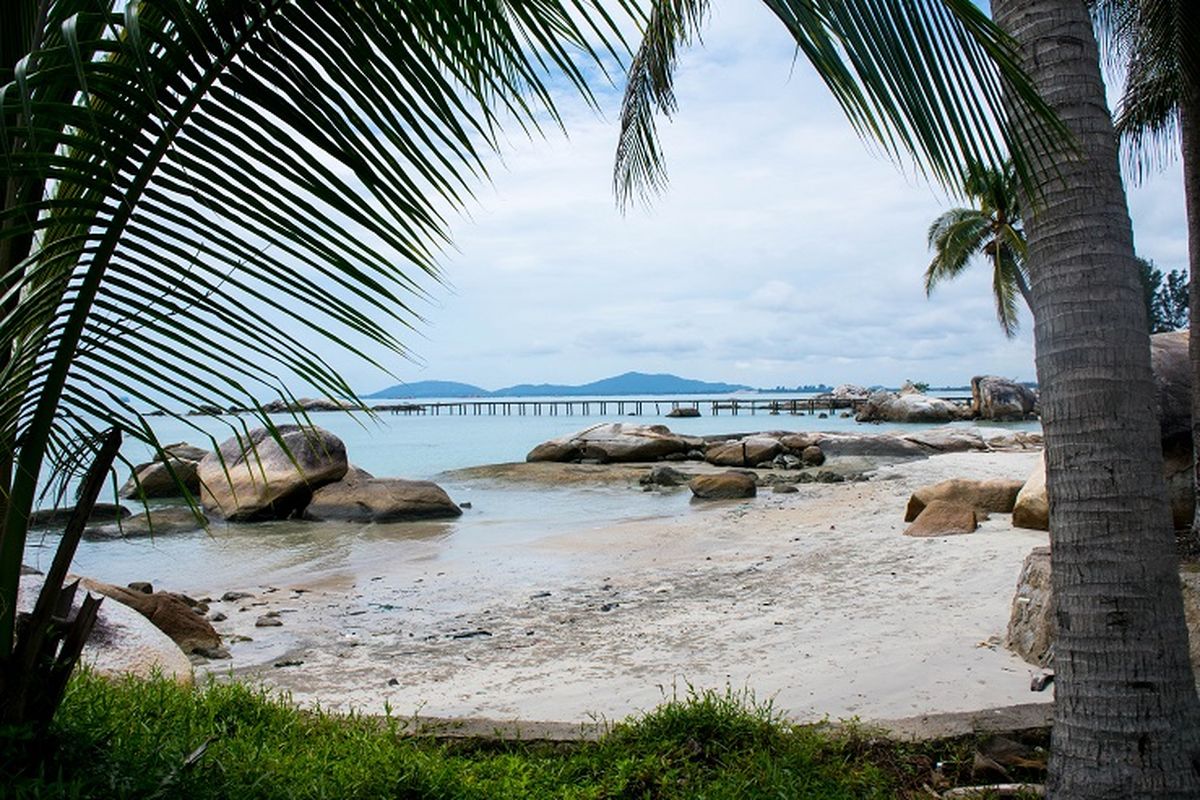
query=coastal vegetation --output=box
[2,673,1046,799]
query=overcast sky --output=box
[354,2,1188,394]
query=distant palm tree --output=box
[924,161,1030,337]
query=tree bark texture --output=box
[991,0,1200,796]
[1183,89,1200,547]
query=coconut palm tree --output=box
[990,2,1200,793]
[924,160,1030,337]
[0,0,637,725]
[617,0,1200,795]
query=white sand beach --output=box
[197,448,1049,727]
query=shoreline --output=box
[195,448,1049,727]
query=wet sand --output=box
[194,449,1049,726]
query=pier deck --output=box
[374,396,965,417]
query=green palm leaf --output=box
[0,0,636,655]
[614,0,1070,208]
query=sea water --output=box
[22,393,1036,598]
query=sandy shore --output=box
[197,449,1048,727]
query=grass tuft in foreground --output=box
[1,673,1042,799]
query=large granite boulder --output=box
[198,425,348,521]
[903,500,978,537]
[1151,330,1190,448]
[970,376,1037,421]
[304,467,461,522]
[120,442,210,499]
[705,436,783,467]
[689,472,757,500]
[1006,546,1054,667]
[1014,449,1193,531]
[79,578,223,655]
[18,575,193,684]
[526,423,702,463]
[1009,549,1200,673]
[855,389,967,424]
[905,478,1025,522]
[1012,456,1049,531]
[84,506,208,540]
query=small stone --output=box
[127,581,154,594]
[450,629,491,639]
[209,612,227,622]
[387,678,399,686]
[815,470,844,483]
[460,501,472,509]
[599,603,618,612]
[530,591,551,599]
[772,484,799,494]
[222,591,253,602]
[274,659,303,668]
[1031,672,1054,692]
[194,646,231,660]
[229,635,253,643]
[255,615,283,627]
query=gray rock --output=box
[666,407,701,418]
[28,503,129,529]
[640,465,690,487]
[970,376,1038,421]
[689,472,757,500]
[772,484,799,494]
[304,469,461,522]
[84,506,207,541]
[198,425,348,521]
[526,423,702,463]
[855,390,967,424]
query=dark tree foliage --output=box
[1139,257,1190,333]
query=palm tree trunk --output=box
[991,0,1200,796]
[1183,84,1200,549]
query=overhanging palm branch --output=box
[614,0,1070,209]
[0,0,636,658]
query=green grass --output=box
[0,674,1027,799]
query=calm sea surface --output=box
[23,393,1036,597]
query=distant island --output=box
[367,371,757,399]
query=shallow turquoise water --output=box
[23,394,1037,596]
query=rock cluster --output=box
[855,384,971,424]
[970,376,1038,421]
[107,425,460,528]
[527,424,1043,471]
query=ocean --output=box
[23,392,1035,601]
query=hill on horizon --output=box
[366,371,752,399]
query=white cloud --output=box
[313,3,1186,394]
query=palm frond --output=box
[0,0,637,653]
[615,0,1071,210]
[924,207,990,293]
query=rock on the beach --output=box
[801,445,825,466]
[666,406,700,418]
[855,389,966,424]
[905,478,1025,522]
[304,467,461,522]
[18,575,193,684]
[198,425,348,521]
[689,472,757,500]
[84,506,207,541]
[1005,546,1053,666]
[901,427,986,453]
[79,578,223,655]
[903,500,978,537]
[120,442,211,499]
[1009,546,1200,673]
[28,503,129,529]
[1012,456,1049,531]
[970,376,1038,421]
[526,423,701,463]
[1152,330,1190,447]
[705,436,782,467]
[639,465,690,487]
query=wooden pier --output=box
[373,396,932,418]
